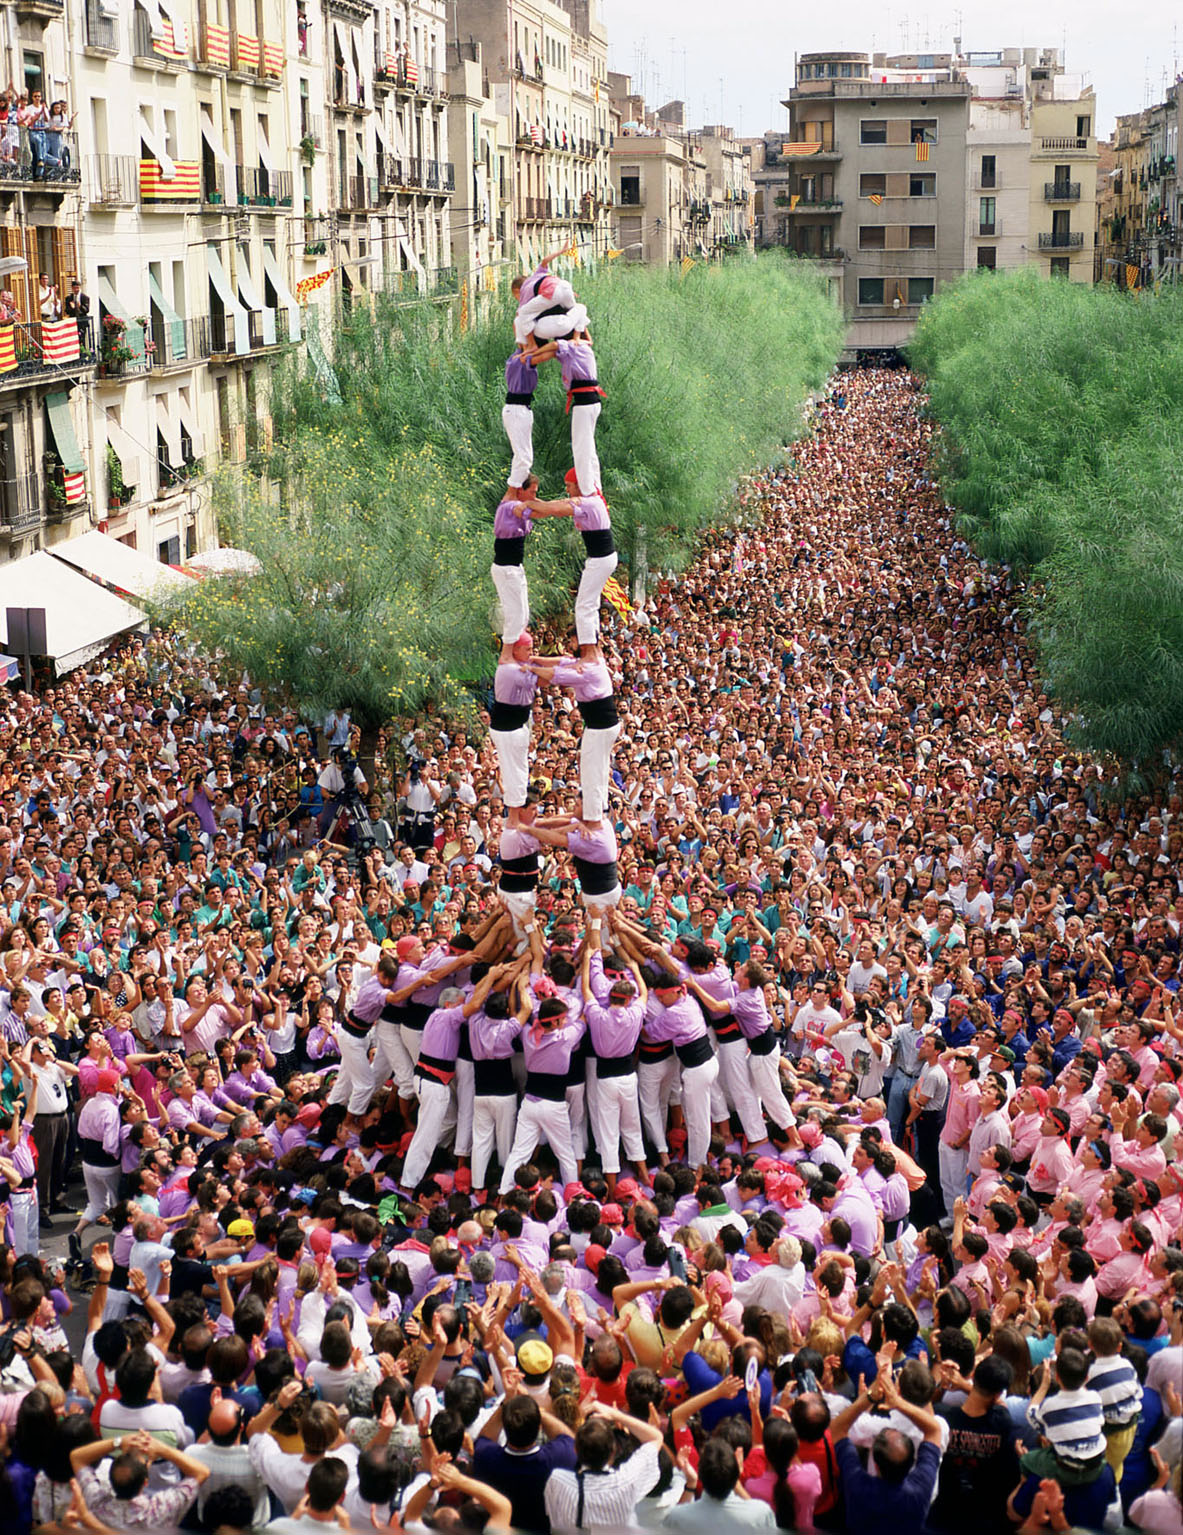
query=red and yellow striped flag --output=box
[914,140,930,162]
[63,471,86,505]
[204,22,230,67]
[0,325,16,373]
[459,279,469,333]
[41,318,80,363]
[790,194,800,210]
[868,193,883,205]
[139,160,201,201]
[235,32,260,70]
[296,268,334,303]
[603,576,633,620]
[262,40,284,75]
[1125,263,1139,291]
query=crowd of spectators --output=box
[0,369,1179,1535]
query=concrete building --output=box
[446,40,512,290]
[1100,88,1179,289]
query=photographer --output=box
[316,747,368,840]
[399,758,438,851]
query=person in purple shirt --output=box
[490,475,566,646]
[222,1050,280,1107]
[527,475,617,646]
[468,971,531,1196]
[531,812,621,909]
[580,917,650,1194]
[498,994,586,1193]
[497,790,544,940]
[502,347,538,489]
[525,638,620,821]
[489,632,540,814]
[528,332,603,494]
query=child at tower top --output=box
[511,244,589,352]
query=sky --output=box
[600,0,1181,139]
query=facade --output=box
[1100,90,1180,289]
[446,39,511,290]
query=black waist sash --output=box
[748,1030,778,1056]
[573,855,618,896]
[493,536,526,566]
[581,529,615,559]
[490,700,531,732]
[596,1052,636,1079]
[525,1071,569,1102]
[505,391,534,407]
[344,1011,373,1039]
[675,1036,714,1068]
[578,694,619,729]
[473,1057,516,1095]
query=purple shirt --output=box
[832,1186,879,1257]
[644,994,707,1047]
[555,338,597,387]
[224,1067,277,1104]
[551,657,612,703]
[733,988,771,1039]
[572,494,610,532]
[583,995,644,1058]
[493,497,532,540]
[77,1092,122,1159]
[522,1013,585,1079]
[352,973,389,1025]
[500,825,541,865]
[567,823,617,865]
[420,1003,465,1063]
[493,662,539,708]
[468,1008,523,1061]
[505,351,539,395]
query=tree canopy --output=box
[168,255,843,725]
[909,268,1183,765]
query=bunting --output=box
[1125,263,1139,291]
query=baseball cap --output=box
[991,1045,1016,1064]
[227,1218,255,1239]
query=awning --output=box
[256,120,275,173]
[97,275,147,362]
[48,530,196,601]
[175,388,206,458]
[205,244,249,356]
[262,244,301,341]
[135,0,164,40]
[138,108,175,179]
[147,271,185,360]
[333,20,355,99]
[200,105,237,202]
[156,0,188,53]
[154,394,182,469]
[105,411,141,484]
[236,250,264,311]
[0,654,19,683]
[394,214,424,278]
[0,551,146,675]
[45,391,84,472]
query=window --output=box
[860,120,887,145]
[1050,256,1070,276]
[910,119,937,144]
[858,277,885,305]
[909,224,935,248]
[980,154,996,189]
[22,50,44,98]
[620,172,640,205]
[1076,115,1091,140]
[979,197,996,235]
[859,173,886,197]
[859,226,885,249]
[977,247,997,269]
[1051,209,1071,243]
[909,174,935,197]
[909,277,934,304]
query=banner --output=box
[63,471,86,505]
[296,268,335,303]
[235,32,260,70]
[0,325,16,373]
[262,41,284,75]
[914,140,930,162]
[41,317,81,363]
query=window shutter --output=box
[885,119,911,146]
[23,228,41,319]
[52,227,78,290]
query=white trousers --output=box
[471,1092,517,1189]
[579,723,620,821]
[401,1075,457,1188]
[501,404,534,488]
[8,1188,38,1259]
[571,402,602,496]
[499,1095,578,1193]
[716,1038,770,1145]
[637,1056,680,1154]
[454,1059,474,1157]
[81,1161,123,1224]
[498,888,537,942]
[400,1024,426,1076]
[749,1049,795,1132]
[567,1082,588,1159]
[371,1019,415,1101]
[591,1072,645,1174]
[490,724,531,807]
[580,883,621,910]
[490,561,530,643]
[939,1142,969,1219]
[681,1055,720,1167]
[575,551,618,646]
[328,1029,376,1115]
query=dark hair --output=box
[502,1394,541,1449]
[697,1438,740,1501]
[1056,1347,1089,1391]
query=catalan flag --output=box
[158,17,188,58]
[483,263,497,292]
[603,575,633,620]
[204,22,231,68]
[235,32,260,70]
[404,50,419,85]
[296,268,334,303]
[63,471,86,505]
[262,40,284,76]
[0,325,15,373]
[605,249,622,260]
[139,160,201,201]
[1125,263,1139,291]
[790,194,800,210]
[868,193,883,205]
[459,279,469,333]
[41,318,81,363]
[914,140,930,162]
[681,255,695,274]
[529,123,543,146]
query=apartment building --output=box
[699,125,753,251]
[1099,88,1179,289]
[445,39,511,289]
[458,0,614,268]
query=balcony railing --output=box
[84,0,118,50]
[88,154,138,206]
[238,166,294,207]
[1038,230,1084,249]
[46,465,88,521]
[793,197,843,212]
[1044,181,1081,201]
[345,173,379,209]
[0,319,97,387]
[975,219,1000,237]
[203,310,290,356]
[0,128,82,189]
[0,470,42,532]
[423,159,455,192]
[148,315,205,367]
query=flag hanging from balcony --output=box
[790,194,800,209]
[159,17,188,59]
[603,575,633,620]
[594,79,600,103]
[529,124,543,146]
[262,41,284,76]
[204,23,231,67]
[404,50,419,85]
[483,264,497,292]
[914,140,930,161]
[0,325,15,373]
[139,161,201,200]
[1125,263,1139,290]
[296,268,334,303]
[62,471,86,505]
[868,193,883,205]
[41,318,81,363]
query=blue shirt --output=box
[681,1350,772,1429]
[835,1437,940,1534]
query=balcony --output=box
[132,9,186,68]
[423,159,455,193]
[0,320,97,390]
[0,129,82,192]
[139,159,201,207]
[238,166,294,208]
[1044,181,1081,202]
[792,198,843,213]
[196,21,231,71]
[84,0,118,51]
[974,219,1000,237]
[333,68,366,111]
[88,154,138,207]
[344,174,380,210]
[298,215,331,255]
[147,315,204,369]
[13,0,65,21]
[1035,135,1093,155]
[0,470,42,533]
[431,266,458,294]
[230,30,260,77]
[202,309,292,358]
[45,464,88,523]
[1038,230,1084,249]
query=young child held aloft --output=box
[511,245,589,351]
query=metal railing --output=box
[1044,181,1081,201]
[46,465,88,521]
[0,127,82,187]
[423,159,455,191]
[974,219,1000,237]
[345,173,379,209]
[1,319,97,384]
[85,0,118,49]
[148,315,204,367]
[0,470,42,531]
[239,166,294,207]
[1038,230,1084,249]
[88,154,138,206]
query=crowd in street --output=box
[0,369,1180,1535]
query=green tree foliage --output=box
[169,256,842,725]
[909,268,1183,764]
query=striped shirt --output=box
[1086,1355,1142,1429]
[1027,1385,1106,1468]
[544,1439,661,1530]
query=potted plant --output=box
[99,314,135,376]
[300,134,317,166]
[106,443,129,507]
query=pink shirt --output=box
[1028,1133,1074,1195]
[1085,1216,1124,1266]
[941,1077,981,1149]
[1110,1136,1167,1180]
[1096,1248,1152,1301]
[1010,1110,1043,1162]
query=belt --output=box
[505,392,534,407]
[713,1014,741,1042]
[344,1012,373,1040]
[596,1053,636,1079]
[35,1110,67,1119]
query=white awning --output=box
[104,411,141,486]
[135,0,164,41]
[154,393,183,469]
[200,105,238,202]
[0,551,146,675]
[138,108,175,179]
[156,0,188,53]
[256,119,275,173]
[49,530,196,601]
[333,20,355,99]
[175,388,206,458]
[262,245,301,341]
[236,249,264,312]
[393,214,424,278]
[205,244,249,356]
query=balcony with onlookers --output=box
[0,128,82,191]
[0,316,96,391]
